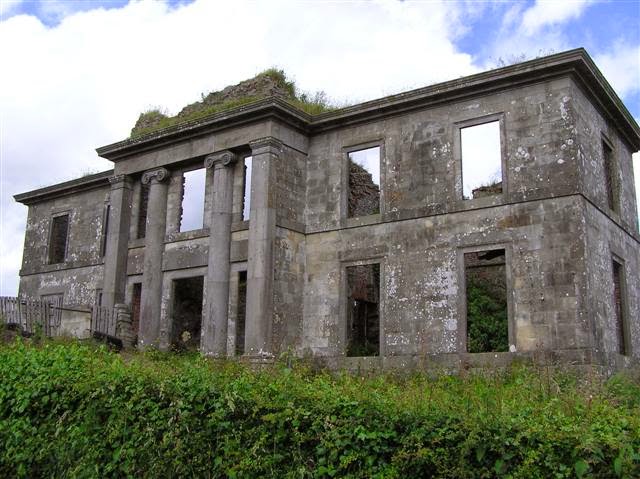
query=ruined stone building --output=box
[14,49,640,369]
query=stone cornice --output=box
[141,167,170,185]
[204,151,237,169]
[14,169,114,205]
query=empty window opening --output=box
[235,271,247,355]
[131,283,142,340]
[95,289,103,307]
[346,263,380,356]
[242,156,252,221]
[464,249,508,353]
[461,121,502,200]
[48,214,69,264]
[612,260,627,355]
[171,276,204,351]
[348,147,380,217]
[602,140,617,212]
[100,204,110,257]
[179,169,206,232]
[137,182,150,239]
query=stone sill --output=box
[231,220,250,232]
[165,228,210,243]
[20,260,105,277]
[345,213,382,228]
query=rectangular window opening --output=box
[242,156,252,221]
[179,169,206,232]
[171,276,204,351]
[48,214,69,264]
[137,182,150,239]
[464,249,508,353]
[346,263,380,357]
[602,140,617,212]
[348,146,380,217]
[612,260,627,355]
[100,204,110,257]
[235,271,247,355]
[461,121,502,200]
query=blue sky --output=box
[1,0,639,296]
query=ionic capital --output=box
[141,167,170,185]
[204,151,237,170]
[249,137,283,156]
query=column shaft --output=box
[102,175,132,308]
[139,168,170,348]
[245,138,281,357]
[202,152,236,356]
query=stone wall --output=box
[303,196,588,357]
[305,77,581,231]
[19,184,110,306]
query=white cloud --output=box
[0,0,477,295]
[521,0,591,35]
[595,42,640,98]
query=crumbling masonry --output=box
[15,49,640,370]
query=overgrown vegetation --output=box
[130,68,337,138]
[466,279,509,353]
[1,340,638,478]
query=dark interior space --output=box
[171,276,204,351]
[346,263,380,356]
[49,214,69,264]
[131,283,141,340]
[236,271,247,355]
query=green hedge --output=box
[0,340,638,478]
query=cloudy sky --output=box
[1,0,639,296]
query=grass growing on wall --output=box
[130,69,338,139]
[1,339,639,478]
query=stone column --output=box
[202,151,237,357]
[102,174,133,309]
[138,167,170,349]
[245,137,281,358]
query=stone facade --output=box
[14,49,640,370]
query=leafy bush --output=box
[1,340,638,478]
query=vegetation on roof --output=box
[130,68,338,139]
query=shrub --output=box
[0,340,638,477]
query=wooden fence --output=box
[1,296,118,340]
[0,296,60,336]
